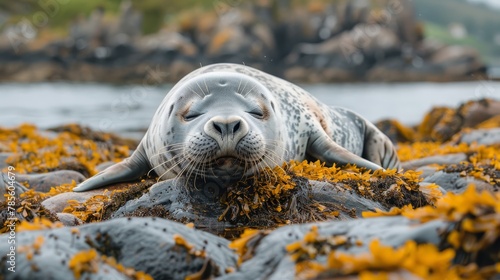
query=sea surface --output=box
[1,81,499,140]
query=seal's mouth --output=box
[215,156,240,168]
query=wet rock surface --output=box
[0,172,29,202]
[55,213,82,227]
[0,153,13,170]
[423,171,495,193]
[0,217,238,280]
[110,178,388,237]
[401,153,467,171]
[453,128,500,145]
[219,217,448,280]
[16,170,86,193]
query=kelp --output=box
[0,123,131,176]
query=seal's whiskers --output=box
[149,144,185,160]
[187,86,203,98]
[148,152,183,174]
[152,154,185,180]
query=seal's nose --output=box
[212,119,241,136]
[205,116,249,145]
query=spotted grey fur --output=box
[74,63,400,192]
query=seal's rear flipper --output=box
[362,122,402,170]
[307,134,383,171]
[73,144,150,192]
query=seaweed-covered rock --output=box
[108,161,432,238]
[42,191,103,215]
[0,153,13,169]
[47,124,138,149]
[0,172,28,200]
[0,124,133,176]
[423,171,495,193]
[375,119,415,143]
[56,213,82,227]
[0,217,238,280]
[16,170,86,193]
[378,99,500,144]
[43,179,156,223]
[111,178,388,237]
[3,153,434,238]
[220,217,448,280]
[416,99,500,142]
[416,165,439,179]
[452,128,500,145]
[3,185,497,280]
[401,153,467,171]
[222,186,500,279]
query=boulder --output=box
[453,128,500,146]
[423,171,495,193]
[16,170,86,193]
[219,217,448,279]
[401,153,467,171]
[0,172,28,200]
[0,217,238,280]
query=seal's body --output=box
[74,63,400,192]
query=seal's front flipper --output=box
[307,134,383,171]
[73,144,150,192]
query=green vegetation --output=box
[415,0,500,65]
[1,0,215,35]
[424,22,495,63]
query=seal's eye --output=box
[184,113,203,121]
[247,110,264,119]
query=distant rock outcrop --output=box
[0,0,488,83]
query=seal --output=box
[73,63,400,192]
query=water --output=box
[1,81,499,139]
[489,66,500,79]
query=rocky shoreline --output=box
[0,98,499,279]
[0,0,488,84]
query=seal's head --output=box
[149,72,285,184]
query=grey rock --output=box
[416,165,439,179]
[402,153,467,170]
[42,191,100,214]
[309,180,387,215]
[56,213,82,226]
[112,179,231,234]
[454,128,500,146]
[419,182,447,199]
[218,217,448,280]
[423,171,494,193]
[430,46,485,78]
[0,153,13,170]
[0,172,28,201]
[0,217,238,280]
[41,178,138,215]
[112,178,389,235]
[16,170,86,193]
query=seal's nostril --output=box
[233,121,241,134]
[213,122,223,135]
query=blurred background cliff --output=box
[0,0,498,83]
